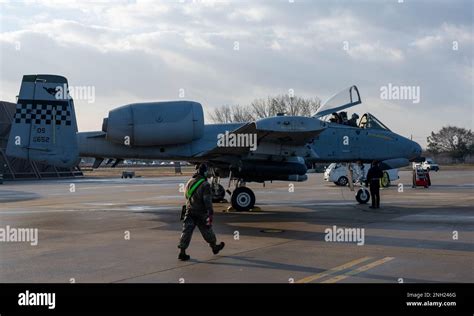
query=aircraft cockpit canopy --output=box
[314,86,391,131]
[358,113,391,131]
[314,85,361,118]
[324,111,392,131]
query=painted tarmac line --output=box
[295,256,373,283]
[321,257,395,283]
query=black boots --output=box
[179,242,224,260]
[178,249,190,261]
[212,242,225,255]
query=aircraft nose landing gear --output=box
[355,187,370,204]
[230,187,256,212]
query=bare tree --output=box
[208,104,254,123]
[210,95,321,123]
[231,104,254,122]
[427,126,474,161]
[208,105,233,123]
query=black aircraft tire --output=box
[231,187,256,212]
[212,183,226,202]
[356,188,370,204]
[337,176,349,186]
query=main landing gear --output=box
[211,177,226,203]
[211,175,256,212]
[230,186,256,212]
[227,178,256,212]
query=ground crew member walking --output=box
[178,163,225,261]
[366,161,383,209]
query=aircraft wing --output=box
[196,116,326,158]
[254,116,326,145]
[197,122,258,157]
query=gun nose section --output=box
[410,141,422,160]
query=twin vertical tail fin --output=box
[6,74,79,168]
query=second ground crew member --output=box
[366,161,383,209]
[178,163,225,261]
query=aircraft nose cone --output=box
[412,142,422,158]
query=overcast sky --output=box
[1,0,472,147]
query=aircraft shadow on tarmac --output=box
[140,204,474,254]
[0,190,41,203]
[204,256,439,283]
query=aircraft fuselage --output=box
[77,120,421,165]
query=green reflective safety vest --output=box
[186,178,206,199]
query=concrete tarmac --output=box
[0,170,472,283]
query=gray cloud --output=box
[0,0,472,146]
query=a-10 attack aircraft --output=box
[7,74,422,211]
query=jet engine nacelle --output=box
[103,101,204,146]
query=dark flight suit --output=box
[366,164,384,208]
[348,117,358,127]
[178,174,217,250]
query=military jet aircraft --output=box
[6,74,422,211]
